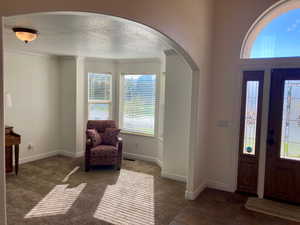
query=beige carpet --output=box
[246,197,300,222]
[6,155,187,225]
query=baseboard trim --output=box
[75,151,85,158]
[206,180,235,193]
[19,151,60,165]
[161,171,186,183]
[185,181,207,200]
[124,152,187,183]
[155,159,163,168]
[123,152,157,164]
[19,149,83,165]
[123,152,164,169]
[59,150,76,158]
[59,150,84,158]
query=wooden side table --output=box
[5,126,21,175]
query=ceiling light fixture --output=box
[12,27,38,44]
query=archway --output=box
[1,10,201,225]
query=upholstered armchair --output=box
[85,120,123,172]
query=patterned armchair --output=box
[85,120,123,172]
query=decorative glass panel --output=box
[88,104,110,120]
[243,81,259,155]
[280,80,300,160]
[120,74,156,136]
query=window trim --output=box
[239,71,264,158]
[87,72,113,120]
[237,70,264,194]
[118,72,159,137]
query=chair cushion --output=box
[90,145,118,157]
[86,129,102,147]
[102,128,121,146]
[87,120,117,133]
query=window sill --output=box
[120,131,156,138]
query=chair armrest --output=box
[116,136,123,169]
[86,137,93,152]
[116,137,123,150]
[85,136,93,172]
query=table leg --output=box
[14,145,19,175]
[5,146,13,173]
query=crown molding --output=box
[84,57,117,63]
[115,57,161,64]
[85,57,162,64]
[4,48,58,58]
[4,49,163,64]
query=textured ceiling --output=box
[3,13,171,59]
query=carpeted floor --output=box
[6,155,187,225]
[6,156,299,225]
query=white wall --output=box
[60,56,88,157]
[60,57,77,156]
[75,57,86,157]
[207,0,280,192]
[4,52,61,163]
[163,50,192,182]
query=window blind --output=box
[88,73,112,120]
[88,73,111,101]
[120,74,156,135]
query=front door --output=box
[265,68,300,204]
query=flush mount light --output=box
[12,27,38,44]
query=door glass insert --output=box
[243,81,260,155]
[281,80,300,160]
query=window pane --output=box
[88,73,111,101]
[89,104,110,120]
[243,81,259,155]
[280,80,300,160]
[120,74,156,135]
[250,8,300,58]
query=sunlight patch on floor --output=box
[25,183,86,218]
[62,166,80,183]
[94,169,154,225]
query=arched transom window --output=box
[242,0,300,59]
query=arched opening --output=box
[2,11,200,225]
[241,0,300,59]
